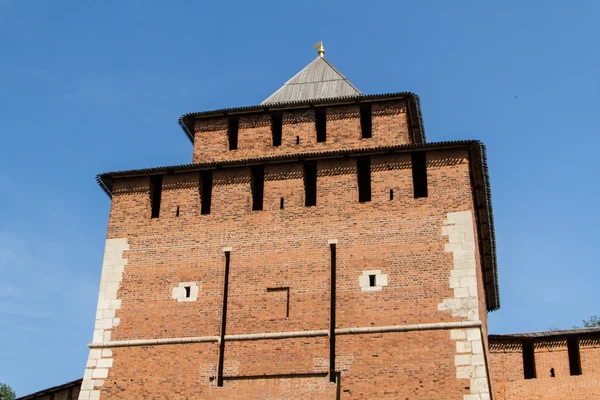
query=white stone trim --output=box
[327,239,338,244]
[89,335,221,348]
[222,247,232,252]
[438,211,490,400]
[79,238,128,400]
[88,321,481,348]
[359,270,388,292]
[172,281,200,302]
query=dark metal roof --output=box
[261,57,362,104]
[16,379,82,400]
[469,142,499,311]
[95,140,499,311]
[177,92,427,145]
[97,140,470,197]
[489,327,600,341]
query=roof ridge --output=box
[320,57,362,94]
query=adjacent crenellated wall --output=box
[489,334,600,400]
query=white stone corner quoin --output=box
[172,281,200,302]
[358,270,388,292]
[438,211,491,400]
[79,238,128,400]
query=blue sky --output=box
[1,0,599,396]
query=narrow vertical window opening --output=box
[280,197,284,209]
[251,166,264,211]
[200,170,213,215]
[184,286,191,298]
[360,103,372,139]
[411,151,428,198]
[228,117,239,150]
[357,157,371,203]
[369,274,376,287]
[175,206,180,217]
[315,108,326,143]
[567,337,582,375]
[150,175,162,219]
[523,341,536,379]
[296,136,300,145]
[550,368,555,377]
[272,113,282,147]
[389,189,394,201]
[304,161,317,207]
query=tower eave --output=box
[178,92,426,144]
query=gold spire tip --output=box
[313,41,325,57]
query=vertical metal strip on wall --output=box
[217,249,231,386]
[329,242,337,382]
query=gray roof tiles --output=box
[261,57,362,104]
[489,327,600,340]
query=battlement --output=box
[489,328,600,400]
[179,93,426,163]
[96,140,498,311]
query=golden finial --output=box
[313,41,325,57]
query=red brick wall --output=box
[98,343,219,399]
[337,331,469,399]
[192,101,410,163]
[97,144,490,398]
[100,331,469,399]
[489,337,600,400]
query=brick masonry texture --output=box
[440,211,491,400]
[81,100,501,399]
[192,101,409,163]
[489,338,600,400]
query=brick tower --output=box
[80,46,499,399]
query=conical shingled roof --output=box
[261,57,362,104]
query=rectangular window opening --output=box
[357,157,372,203]
[567,337,582,376]
[175,206,180,217]
[304,161,317,207]
[251,166,264,211]
[296,136,300,145]
[228,117,239,150]
[272,113,282,147]
[150,175,162,219]
[280,197,284,209]
[360,103,372,139]
[184,286,191,298]
[523,341,536,379]
[369,274,376,287]
[389,189,394,201]
[200,170,213,215]
[315,108,326,143]
[411,151,428,198]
